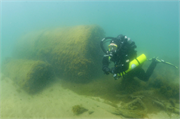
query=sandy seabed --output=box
[0,73,179,119]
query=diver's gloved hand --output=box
[112,63,128,74]
[111,67,120,74]
[102,67,111,75]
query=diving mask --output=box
[108,43,117,52]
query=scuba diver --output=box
[100,34,159,81]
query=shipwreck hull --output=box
[13,25,105,80]
[2,59,53,94]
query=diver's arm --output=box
[102,56,111,75]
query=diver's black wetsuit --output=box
[102,35,157,82]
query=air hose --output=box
[100,37,114,54]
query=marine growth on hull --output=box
[2,25,105,94]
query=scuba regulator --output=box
[100,37,117,57]
[100,35,135,56]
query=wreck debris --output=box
[72,105,88,115]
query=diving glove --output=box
[102,67,111,75]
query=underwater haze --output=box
[0,0,180,119]
[1,0,179,64]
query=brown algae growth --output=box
[2,25,105,94]
[13,25,105,81]
[1,59,53,94]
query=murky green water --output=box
[0,1,179,118]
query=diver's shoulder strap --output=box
[135,58,140,65]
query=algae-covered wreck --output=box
[2,25,105,94]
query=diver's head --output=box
[108,43,117,53]
[100,34,127,55]
[108,36,121,53]
[109,34,129,52]
[107,35,126,55]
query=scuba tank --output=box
[117,54,147,77]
